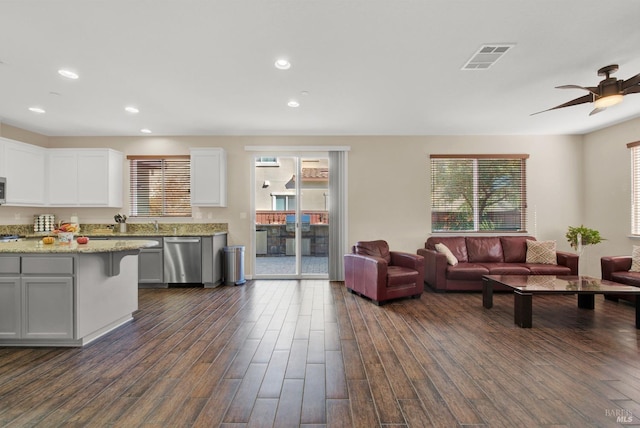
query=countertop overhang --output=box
[0,239,159,254]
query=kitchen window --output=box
[128,156,191,217]
[430,154,528,232]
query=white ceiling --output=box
[1,0,640,137]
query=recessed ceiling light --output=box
[125,106,139,114]
[140,128,152,134]
[275,59,291,70]
[288,100,300,108]
[28,107,46,114]
[58,69,79,79]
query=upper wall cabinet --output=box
[1,138,47,206]
[48,149,123,207]
[190,148,227,207]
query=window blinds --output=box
[628,142,640,235]
[430,154,528,232]
[128,156,191,217]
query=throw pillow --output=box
[630,246,640,272]
[525,240,557,265]
[435,243,458,266]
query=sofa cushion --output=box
[525,240,557,265]
[355,240,391,263]
[611,271,640,288]
[466,237,504,263]
[482,263,531,275]
[426,237,468,262]
[387,266,419,287]
[501,236,534,263]
[526,264,571,275]
[446,263,490,281]
[435,243,458,266]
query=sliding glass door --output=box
[254,154,329,278]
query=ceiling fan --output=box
[532,64,640,116]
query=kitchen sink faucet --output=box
[150,220,159,232]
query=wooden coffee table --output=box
[482,275,640,328]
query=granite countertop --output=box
[0,239,159,254]
[1,222,228,239]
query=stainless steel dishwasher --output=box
[163,237,202,283]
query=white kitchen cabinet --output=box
[48,148,123,207]
[0,141,6,178]
[190,148,227,207]
[2,138,47,206]
[48,150,78,205]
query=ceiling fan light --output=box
[594,94,623,109]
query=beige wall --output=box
[583,116,640,276]
[0,123,49,148]
[0,130,591,276]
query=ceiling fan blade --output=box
[556,85,598,95]
[623,85,640,95]
[589,107,605,116]
[622,72,640,90]
[530,93,593,116]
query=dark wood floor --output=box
[1,280,640,427]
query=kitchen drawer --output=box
[0,257,21,274]
[22,257,74,275]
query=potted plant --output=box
[566,225,604,252]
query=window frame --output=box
[628,141,640,235]
[270,192,296,210]
[430,154,529,233]
[128,155,192,218]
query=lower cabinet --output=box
[0,275,74,340]
[138,248,164,284]
[106,237,164,286]
[22,277,74,339]
[0,277,21,339]
[201,233,227,287]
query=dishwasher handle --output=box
[164,237,201,244]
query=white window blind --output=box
[430,154,528,232]
[628,141,640,235]
[128,156,191,217]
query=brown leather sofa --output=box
[601,256,638,304]
[417,236,579,292]
[344,240,424,305]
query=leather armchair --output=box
[601,256,638,304]
[344,240,424,305]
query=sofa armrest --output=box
[556,250,579,275]
[417,248,447,290]
[601,256,632,280]
[390,251,424,271]
[344,253,388,294]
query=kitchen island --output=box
[0,239,158,347]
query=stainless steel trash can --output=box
[223,245,246,285]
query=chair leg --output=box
[413,294,421,299]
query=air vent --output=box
[462,44,515,70]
